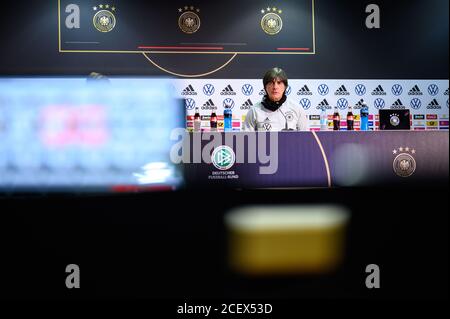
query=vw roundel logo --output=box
[392,84,403,96]
[203,84,215,96]
[185,98,196,110]
[355,84,367,96]
[318,84,329,96]
[410,98,422,110]
[212,146,236,171]
[285,85,292,96]
[337,98,349,110]
[299,98,311,110]
[374,98,386,109]
[428,84,439,96]
[223,98,235,109]
[241,84,254,96]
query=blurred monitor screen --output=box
[0,76,185,192]
[379,109,411,130]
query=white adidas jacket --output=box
[242,100,309,131]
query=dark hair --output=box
[263,67,288,88]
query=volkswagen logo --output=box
[203,84,215,96]
[428,84,439,96]
[299,98,311,110]
[392,84,403,96]
[185,98,196,110]
[285,85,292,96]
[355,84,367,96]
[318,84,329,96]
[337,98,349,110]
[241,84,254,96]
[223,98,235,109]
[374,98,386,110]
[212,146,236,171]
[410,98,422,110]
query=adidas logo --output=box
[371,85,387,96]
[316,99,332,110]
[408,85,423,96]
[220,85,236,96]
[181,85,197,96]
[427,99,441,109]
[201,99,217,110]
[297,85,313,96]
[391,99,405,109]
[445,88,449,96]
[240,99,253,110]
[353,99,365,109]
[335,85,350,96]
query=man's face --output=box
[265,78,286,102]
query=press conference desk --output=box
[183,131,449,188]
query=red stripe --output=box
[138,46,223,50]
[277,48,310,51]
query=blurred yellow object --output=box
[225,205,350,275]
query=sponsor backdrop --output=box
[176,80,449,131]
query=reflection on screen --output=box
[0,77,184,192]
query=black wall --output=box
[0,0,448,78]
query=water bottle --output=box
[320,107,328,131]
[346,106,354,131]
[193,107,201,132]
[224,105,232,132]
[333,106,340,131]
[360,102,369,131]
[210,111,218,131]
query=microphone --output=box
[278,108,294,131]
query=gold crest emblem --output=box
[178,6,201,34]
[93,4,116,33]
[261,7,283,35]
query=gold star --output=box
[399,147,404,152]
[93,6,97,10]
[272,7,277,11]
[190,6,194,10]
[412,149,416,154]
[99,4,103,9]
[105,4,109,8]
[178,8,183,12]
[111,6,116,11]
[196,8,200,13]
[393,150,398,155]
[267,7,271,11]
[184,6,188,10]
[405,147,410,152]
[261,10,265,14]
[279,10,282,14]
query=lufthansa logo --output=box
[393,153,416,178]
[261,7,283,35]
[212,146,235,171]
[93,8,116,33]
[178,7,201,34]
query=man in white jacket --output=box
[243,67,309,132]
